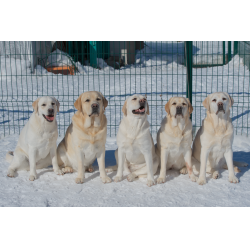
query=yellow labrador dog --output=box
[106,94,159,187]
[192,92,248,185]
[6,96,62,181]
[156,97,197,183]
[57,91,111,184]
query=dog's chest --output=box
[80,142,102,163]
[123,141,145,164]
[36,132,56,159]
[208,135,232,163]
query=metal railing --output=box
[0,41,249,138]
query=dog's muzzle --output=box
[89,103,99,117]
[132,100,146,115]
[216,102,225,115]
[175,106,183,118]
[43,109,55,122]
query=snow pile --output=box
[0,56,31,76]
[45,49,75,67]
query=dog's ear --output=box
[202,95,210,111]
[186,98,193,115]
[53,97,60,112]
[165,98,172,114]
[146,101,150,115]
[97,92,108,111]
[74,94,83,112]
[32,98,40,114]
[226,93,234,107]
[100,93,108,110]
[56,99,60,112]
[103,97,108,110]
[122,100,127,116]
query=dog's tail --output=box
[6,151,14,163]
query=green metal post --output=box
[223,41,225,65]
[228,41,232,62]
[185,41,193,120]
[67,41,73,57]
[234,41,238,55]
[89,41,97,68]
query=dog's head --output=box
[32,96,60,123]
[165,97,193,118]
[203,92,234,115]
[74,91,108,117]
[122,94,149,117]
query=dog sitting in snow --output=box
[56,91,111,184]
[105,94,159,187]
[192,92,248,185]
[156,97,197,183]
[6,96,63,181]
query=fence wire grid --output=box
[0,41,249,138]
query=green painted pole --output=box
[223,41,225,65]
[234,41,238,55]
[185,41,193,120]
[228,41,232,62]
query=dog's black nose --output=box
[218,102,223,110]
[48,109,54,114]
[176,106,182,114]
[92,103,99,109]
[139,99,145,104]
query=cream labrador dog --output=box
[156,97,197,183]
[57,91,111,184]
[6,96,62,180]
[192,92,248,185]
[105,94,159,187]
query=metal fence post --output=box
[234,41,238,55]
[223,41,225,65]
[185,41,193,120]
[228,41,232,62]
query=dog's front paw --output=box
[180,167,188,175]
[197,177,206,185]
[29,174,37,181]
[75,177,84,184]
[114,176,122,182]
[54,168,64,175]
[7,169,15,178]
[101,175,112,184]
[229,175,239,183]
[127,173,136,182]
[147,179,155,187]
[157,177,166,184]
[189,173,198,182]
[62,166,73,174]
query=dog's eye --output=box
[132,98,137,101]
[42,104,46,107]
[212,99,216,102]
[222,98,227,101]
[172,102,176,105]
[182,103,186,106]
[51,103,55,105]
[85,99,90,102]
[97,98,101,101]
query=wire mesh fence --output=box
[0,41,249,138]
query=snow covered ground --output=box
[0,133,249,207]
[0,41,249,206]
